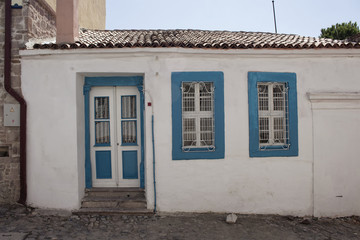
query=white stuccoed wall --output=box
[22,57,83,209]
[309,93,360,217]
[20,48,360,216]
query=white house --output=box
[20,27,360,217]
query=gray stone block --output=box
[0,232,28,240]
[226,213,238,224]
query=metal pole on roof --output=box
[272,0,278,34]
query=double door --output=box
[90,86,140,187]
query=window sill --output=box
[259,145,289,150]
[182,147,216,152]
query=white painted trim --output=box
[307,92,360,101]
[308,92,360,109]
[20,48,360,58]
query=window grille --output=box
[182,82,215,151]
[257,82,289,150]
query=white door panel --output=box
[90,86,140,187]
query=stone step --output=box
[78,187,149,215]
[85,188,144,198]
[83,195,146,202]
[81,196,146,209]
[73,207,154,216]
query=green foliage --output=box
[320,21,360,40]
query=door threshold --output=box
[86,187,143,192]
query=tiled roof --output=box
[33,29,360,50]
[347,33,360,42]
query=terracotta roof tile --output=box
[347,33,360,42]
[33,29,360,50]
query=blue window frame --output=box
[248,72,298,157]
[171,72,225,160]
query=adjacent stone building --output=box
[0,0,105,203]
[0,0,56,203]
[43,0,106,30]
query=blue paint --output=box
[248,72,298,157]
[83,85,91,95]
[121,120,137,146]
[152,115,157,212]
[137,85,145,189]
[84,76,145,188]
[121,95,137,119]
[11,4,22,9]
[84,88,92,188]
[171,72,225,160]
[84,76,143,87]
[95,151,112,179]
[122,151,138,179]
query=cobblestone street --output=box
[0,204,360,240]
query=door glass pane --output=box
[95,97,109,119]
[122,121,137,144]
[122,96,136,119]
[95,121,110,145]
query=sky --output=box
[106,0,360,38]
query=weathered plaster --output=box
[20,48,360,217]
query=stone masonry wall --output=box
[0,158,20,203]
[0,0,22,204]
[0,0,56,203]
[27,0,56,39]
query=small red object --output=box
[147,102,152,106]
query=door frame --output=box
[83,76,145,189]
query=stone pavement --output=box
[0,204,359,240]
